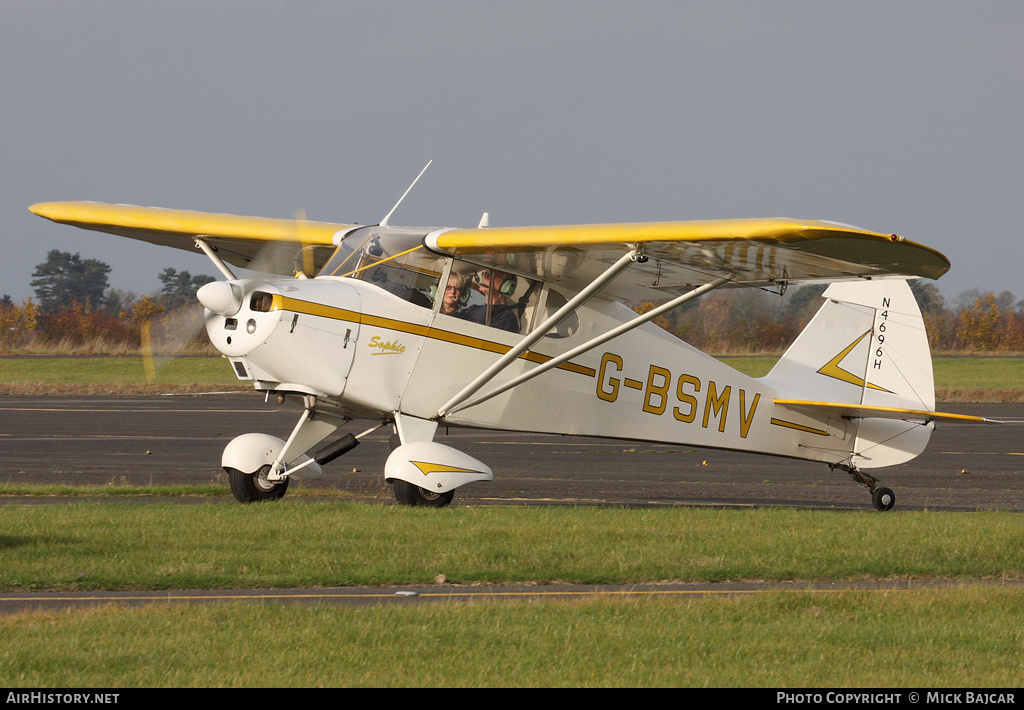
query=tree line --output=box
[1,250,1022,353]
[0,250,213,350]
[629,280,1022,353]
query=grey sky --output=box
[3,1,1022,304]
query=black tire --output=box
[392,479,454,508]
[871,486,895,512]
[227,465,289,503]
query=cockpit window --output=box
[320,228,444,310]
[320,229,368,278]
[439,261,540,335]
[359,257,440,308]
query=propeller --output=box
[140,305,208,384]
[240,208,321,279]
[141,161,433,384]
[142,208,319,385]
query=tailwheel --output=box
[227,465,289,503]
[871,486,896,512]
[392,479,454,508]
[831,463,896,512]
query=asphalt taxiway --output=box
[1,394,1021,511]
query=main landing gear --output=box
[832,463,896,512]
[227,465,290,503]
[387,435,454,507]
[392,479,455,508]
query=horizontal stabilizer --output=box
[775,399,1002,424]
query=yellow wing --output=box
[425,218,950,300]
[29,201,356,277]
[31,202,950,300]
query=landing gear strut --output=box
[832,463,896,512]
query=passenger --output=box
[440,272,470,315]
[457,269,520,333]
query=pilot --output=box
[439,272,470,315]
[457,268,520,333]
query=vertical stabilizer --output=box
[763,278,935,468]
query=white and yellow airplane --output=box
[30,172,996,510]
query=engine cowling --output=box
[200,278,361,397]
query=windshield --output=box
[319,226,444,309]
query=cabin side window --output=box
[534,287,579,338]
[438,261,540,335]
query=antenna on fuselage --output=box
[379,160,432,228]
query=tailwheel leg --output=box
[831,464,896,512]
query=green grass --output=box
[3,589,1023,687]
[0,356,242,392]
[3,503,1023,687]
[1,502,1023,687]
[717,355,779,378]
[932,356,1024,389]
[0,482,231,498]
[2,504,1022,591]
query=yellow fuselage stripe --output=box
[270,295,596,377]
[769,418,831,436]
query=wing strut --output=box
[194,238,237,280]
[437,249,641,417]
[440,273,733,417]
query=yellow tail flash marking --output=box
[817,331,890,392]
[411,461,483,477]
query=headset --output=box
[474,269,517,298]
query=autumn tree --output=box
[958,293,1004,350]
[30,250,111,312]
[0,298,39,348]
[158,268,215,309]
